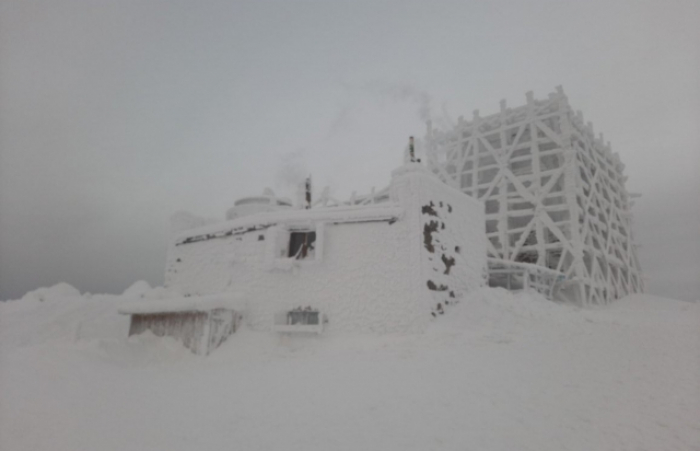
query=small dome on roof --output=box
[226,192,293,220]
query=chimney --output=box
[305,175,312,209]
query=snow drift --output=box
[0,285,698,451]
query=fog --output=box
[1,0,698,301]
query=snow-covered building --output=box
[426,87,643,305]
[120,87,642,354]
[160,164,486,335]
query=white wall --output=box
[165,210,423,332]
[391,165,487,317]
[165,165,487,333]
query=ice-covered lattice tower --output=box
[425,87,643,305]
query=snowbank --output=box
[121,280,152,298]
[0,293,129,347]
[20,282,81,302]
[0,286,698,451]
[118,293,246,314]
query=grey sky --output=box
[1,0,698,301]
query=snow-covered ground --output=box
[1,284,698,451]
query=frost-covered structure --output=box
[119,295,242,355]
[163,164,486,333]
[426,87,643,305]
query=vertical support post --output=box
[471,111,480,198]
[526,91,546,268]
[524,269,530,291]
[498,99,509,260]
[558,90,587,304]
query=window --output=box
[273,307,326,334]
[288,230,316,259]
[287,307,320,325]
[266,223,324,270]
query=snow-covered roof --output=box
[175,203,404,246]
[118,293,246,315]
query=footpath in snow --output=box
[0,283,698,451]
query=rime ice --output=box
[162,163,486,334]
[426,87,644,304]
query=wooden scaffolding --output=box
[426,87,643,304]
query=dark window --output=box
[288,231,316,259]
[287,309,320,325]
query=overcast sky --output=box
[1,0,698,301]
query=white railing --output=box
[487,258,566,300]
